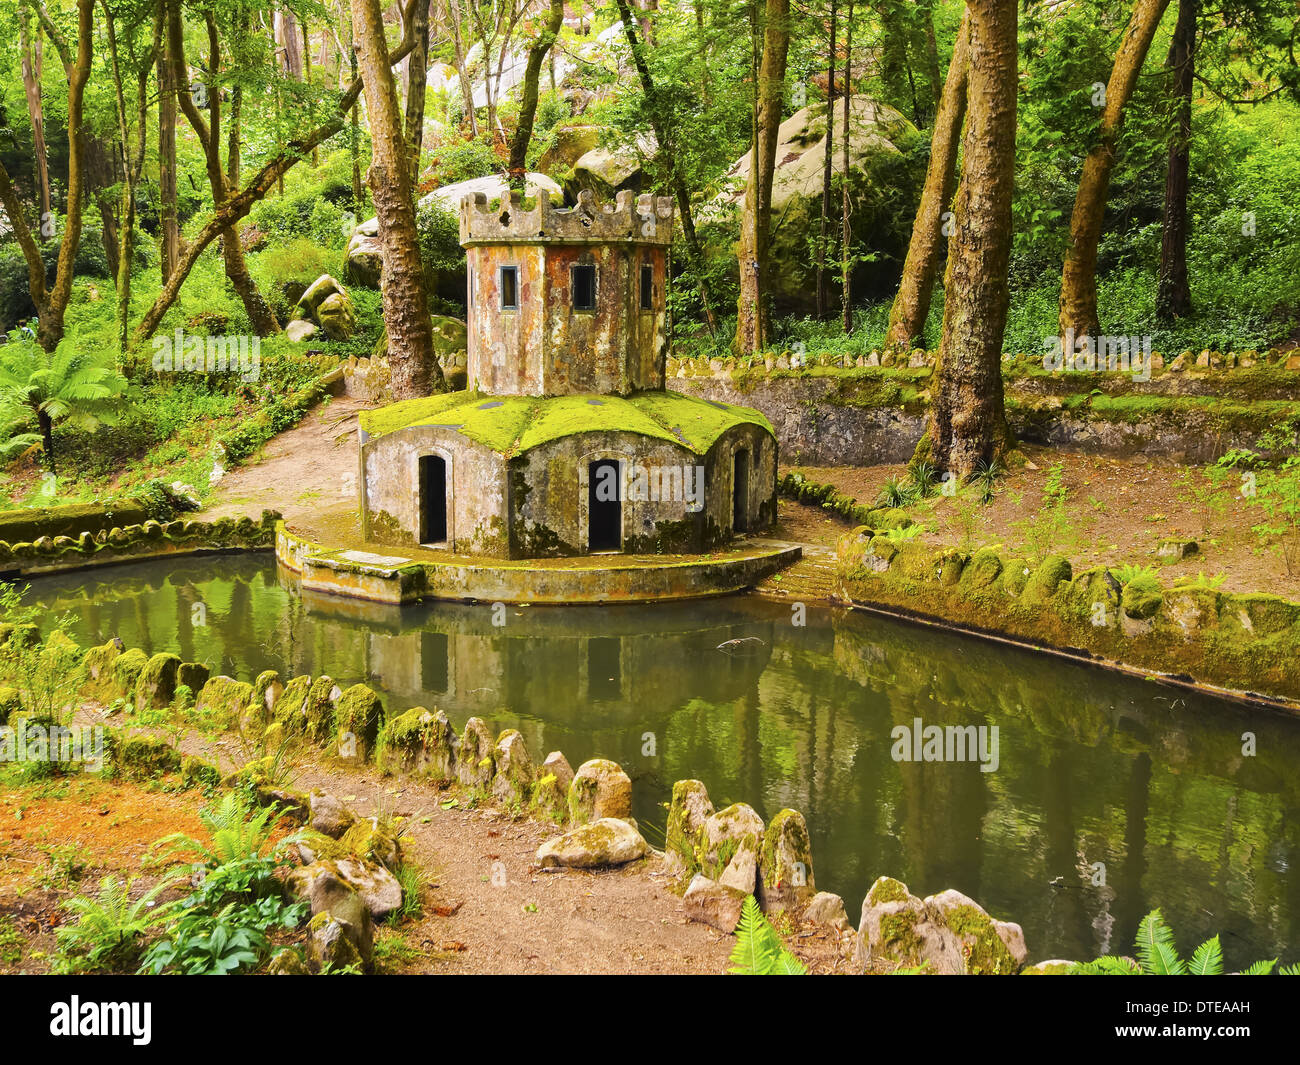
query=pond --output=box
[23,554,1300,968]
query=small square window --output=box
[499,265,518,310]
[640,264,654,310]
[572,264,597,311]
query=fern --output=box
[728,895,807,975]
[1239,958,1278,975]
[1136,910,1187,975]
[55,875,181,973]
[1187,935,1224,976]
[1075,909,1291,975]
[155,792,285,868]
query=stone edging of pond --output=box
[835,524,1300,710]
[49,637,1068,974]
[0,510,280,579]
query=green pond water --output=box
[23,554,1300,968]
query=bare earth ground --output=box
[0,720,855,975]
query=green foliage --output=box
[421,137,502,187]
[1248,455,1300,577]
[728,895,807,975]
[1072,908,1287,975]
[1013,463,1073,565]
[155,791,286,869]
[54,875,182,974]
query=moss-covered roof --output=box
[359,389,774,456]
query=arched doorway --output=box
[733,449,750,533]
[419,455,448,544]
[588,459,622,551]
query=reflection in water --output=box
[26,555,1300,966]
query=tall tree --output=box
[734,0,791,355]
[1058,0,1171,341]
[1155,0,1196,322]
[815,0,838,320]
[886,10,969,350]
[18,4,51,224]
[166,1,280,335]
[157,0,180,282]
[840,0,854,333]
[0,0,95,353]
[507,0,565,189]
[352,0,445,398]
[403,0,431,186]
[922,0,1017,479]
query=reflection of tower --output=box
[582,637,623,703]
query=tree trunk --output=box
[352,0,444,399]
[923,0,1017,480]
[874,0,912,117]
[19,8,51,223]
[38,409,56,474]
[157,0,179,283]
[350,42,365,210]
[815,0,837,321]
[841,0,854,333]
[886,10,969,351]
[1058,0,1171,341]
[276,10,304,78]
[614,0,718,334]
[447,0,478,137]
[404,0,431,187]
[734,0,791,355]
[1156,0,1195,323]
[508,0,565,189]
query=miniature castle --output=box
[357,189,777,559]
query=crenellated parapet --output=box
[460,188,673,247]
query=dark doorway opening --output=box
[587,637,622,700]
[419,455,447,544]
[421,631,449,693]
[733,449,750,533]
[588,459,622,551]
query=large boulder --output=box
[665,778,714,875]
[292,276,356,340]
[376,706,458,781]
[567,133,657,201]
[537,123,602,174]
[703,95,924,314]
[698,803,765,881]
[344,218,383,288]
[491,729,535,805]
[536,817,647,869]
[855,876,1028,975]
[682,873,748,933]
[757,808,816,912]
[567,758,632,825]
[135,652,180,709]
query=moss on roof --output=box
[359,389,774,456]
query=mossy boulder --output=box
[491,729,534,805]
[567,758,632,826]
[535,818,648,869]
[80,641,122,701]
[333,683,383,762]
[376,706,458,781]
[179,755,222,791]
[757,808,816,912]
[665,779,714,875]
[530,772,568,824]
[698,803,765,881]
[1000,557,1034,598]
[337,819,401,873]
[1122,577,1164,621]
[177,661,210,695]
[308,789,357,839]
[1022,555,1073,605]
[456,716,495,788]
[115,735,182,778]
[305,907,371,974]
[194,675,254,730]
[302,676,342,746]
[135,652,181,709]
[856,876,1028,975]
[251,670,283,722]
[271,675,313,733]
[959,548,1004,591]
[111,648,149,701]
[682,874,749,933]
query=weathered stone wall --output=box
[466,244,545,395]
[360,428,510,556]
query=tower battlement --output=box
[460,188,673,247]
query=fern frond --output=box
[1188,936,1223,976]
[1239,958,1277,975]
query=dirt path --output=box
[200,395,372,526]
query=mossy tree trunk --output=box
[734,0,791,355]
[403,0,431,188]
[922,0,1017,480]
[157,0,180,283]
[886,10,969,352]
[1058,0,1171,341]
[352,0,445,399]
[815,0,837,321]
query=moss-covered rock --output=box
[135,652,181,709]
[80,641,122,701]
[757,808,816,912]
[116,735,182,778]
[177,661,210,695]
[567,758,632,826]
[698,803,765,881]
[337,819,401,873]
[111,648,149,701]
[491,729,534,805]
[456,716,495,788]
[530,772,568,824]
[302,676,341,746]
[665,779,714,875]
[179,755,222,791]
[376,706,458,781]
[194,675,254,730]
[333,683,383,762]
[1022,555,1073,605]
[250,670,283,723]
[535,818,648,869]
[1122,577,1164,621]
[271,675,312,733]
[0,686,20,726]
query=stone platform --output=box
[276,522,801,605]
